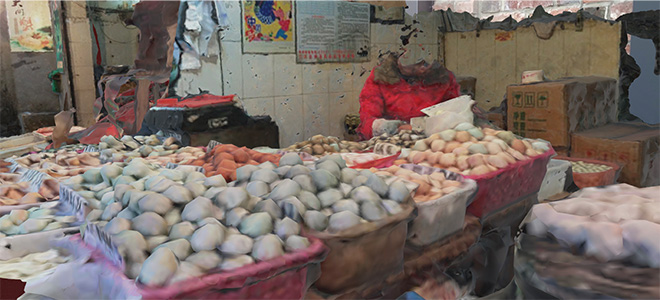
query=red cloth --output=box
[357,69,461,139]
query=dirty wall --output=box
[176,2,439,147]
[0,3,59,137]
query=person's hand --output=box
[372,118,402,136]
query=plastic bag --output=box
[422,95,475,135]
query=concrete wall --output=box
[0,1,59,136]
[444,19,621,110]
[177,2,439,148]
[433,0,633,21]
[87,2,139,67]
[64,1,97,127]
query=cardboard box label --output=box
[537,92,548,108]
[507,76,617,148]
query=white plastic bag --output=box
[422,95,475,135]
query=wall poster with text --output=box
[5,0,53,52]
[242,0,295,54]
[296,1,370,63]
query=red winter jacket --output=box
[357,57,461,139]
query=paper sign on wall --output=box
[5,0,53,52]
[242,0,295,54]
[296,1,370,63]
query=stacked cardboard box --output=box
[506,76,618,152]
[506,77,660,187]
[572,123,660,187]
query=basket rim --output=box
[69,233,328,297]
[464,145,556,181]
[553,155,621,174]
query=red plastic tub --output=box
[69,234,328,299]
[464,147,555,218]
[554,156,621,188]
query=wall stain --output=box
[11,59,37,69]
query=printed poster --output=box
[5,0,53,52]
[242,0,295,54]
[296,1,370,63]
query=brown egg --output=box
[487,155,509,168]
[455,131,471,143]
[431,140,446,152]
[482,128,496,136]
[412,179,431,195]
[429,172,446,182]
[442,180,462,188]
[412,152,427,164]
[507,148,527,161]
[427,152,441,165]
[467,154,486,168]
[446,167,461,173]
[510,139,526,153]
[457,155,469,170]
[444,141,462,153]
[497,152,516,164]
[439,153,457,167]
[525,148,539,157]
[408,151,420,163]
[452,147,469,156]
[486,143,502,155]
[469,165,490,176]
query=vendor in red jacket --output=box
[357,52,461,139]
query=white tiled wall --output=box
[178,2,442,147]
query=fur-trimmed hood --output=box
[373,52,453,86]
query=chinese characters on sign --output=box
[5,0,53,52]
[242,0,295,54]
[296,1,370,63]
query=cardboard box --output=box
[571,122,660,187]
[506,76,618,148]
[487,113,505,129]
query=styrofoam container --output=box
[537,159,572,201]
[399,164,478,246]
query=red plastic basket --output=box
[157,94,235,108]
[465,147,555,218]
[553,156,621,189]
[69,234,328,299]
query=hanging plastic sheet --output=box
[177,0,229,70]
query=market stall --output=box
[0,1,657,299]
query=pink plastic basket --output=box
[464,147,555,218]
[69,234,328,299]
